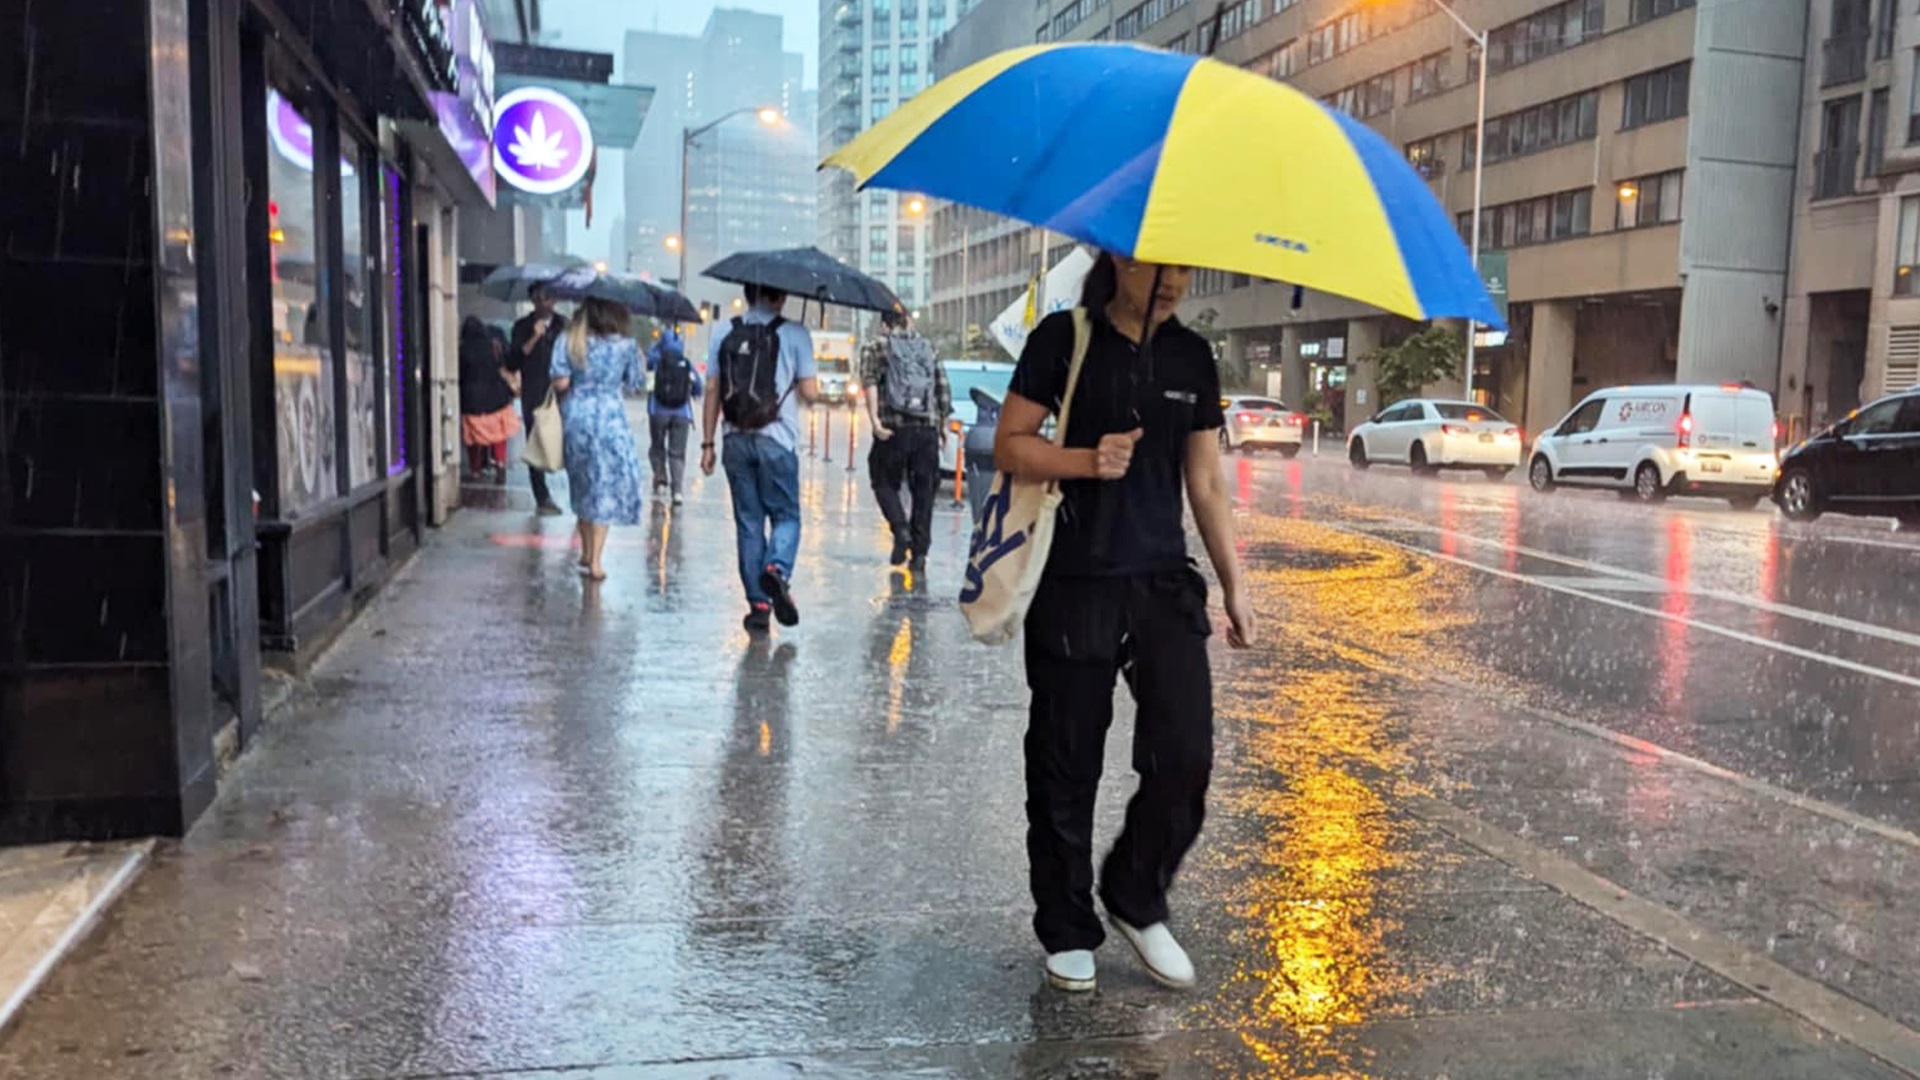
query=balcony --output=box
[833,3,860,27]
[1823,32,1870,88]
[834,34,861,57]
[1814,145,1860,200]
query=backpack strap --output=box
[1051,309,1093,450]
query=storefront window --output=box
[383,165,407,474]
[266,88,337,515]
[340,135,379,490]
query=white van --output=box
[1528,384,1779,508]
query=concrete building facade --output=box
[930,0,1824,435]
[820,0,981,330]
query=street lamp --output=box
[679,105,785,292]
[1417,0,1490,401]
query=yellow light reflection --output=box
[1203,516,1467,1075]
[885,616,912,735]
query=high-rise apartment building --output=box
[624,10,812,305]
[820,0,981,328]
[931,0,1830,436]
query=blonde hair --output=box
[566,298,632,369]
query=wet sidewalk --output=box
[0,444,1914,1078]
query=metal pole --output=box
[823,407,834,464]
[1313,420,1321,458]
[961,223,970,355]
[1465,29,1489,403]
[847,406,858,472]
[678,129,690,294]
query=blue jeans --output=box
[722,433,802,605]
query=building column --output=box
[1280,325,1308,406]
[1343,318,1382,425]
[1526,300,1577,435]
[0,0,217,840]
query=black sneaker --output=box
[889,538,910,566]
[908,557,927,577]
[743,603,772,633]
[759,565,799,627]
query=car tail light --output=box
[1503,426,1521,439]
[1441,424,1469,435]
[1677,412,1694,448]
[1770,419,1781,443]
[1238,412,1260,424]
[1291,413,1308,425]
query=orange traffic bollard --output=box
[822,407,834,464]
[952,426,965,506]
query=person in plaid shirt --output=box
[861,310,951,573]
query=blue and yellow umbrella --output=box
[824,42,1502,329]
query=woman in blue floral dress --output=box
[550,298,646,579]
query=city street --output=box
[3,424,1919,1078]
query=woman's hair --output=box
[567,297,632,364]
[1080,251,1118,311]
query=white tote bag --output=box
[522,388,564,472]
[960,308,1092,645]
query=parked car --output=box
[1220,396,1306,456]
[1773,389,1920,528]
[1347,398,1523,480]
[1528,383,1778,508]
[940,360,1018,512]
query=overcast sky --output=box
[537,1,821,262]
[544,0,821,86]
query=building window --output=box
[1114,0,1190,40]
[899,71,920,93]
[1873,0,1896,60]
[1459,188,1592,248]
[1218,0,1265,40]
[1486,0,1605,73]
[896,273,916,298]
[1910,49,1920,143]
[1405,136,1447,178]
[265,89,337,515]
[1615,170,1683,227]
[1817,94,1863,199]
[871,73,891,94]
[1867,88,1889,175]
[870,225,888,248]
[870,98,893,123]
[1051,0,1105,39]
[871,45,891,72]
[1260,39,1301,80]
[339,135,378,492]
[1408,51,1449,100]
[1825,0,1871,87]
[1896,196,1920,295]
[1630,0,1694,22]
[900,43,920,71]
[1464,90,1600,167]
[1622,62,1690,129]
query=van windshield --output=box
[1434,403,1508,422]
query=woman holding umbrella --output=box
[994,253,1254,993]
[550,298,647,580]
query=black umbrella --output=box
[702,245,904,315]
[543,268,703,323]
[478,263,578,303]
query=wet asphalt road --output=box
[3,414,1919,1078]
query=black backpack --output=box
[717,316,789,430]
[652,343,694,409]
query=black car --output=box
[1773,389,1920,528]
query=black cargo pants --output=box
[1022,566,1214,954]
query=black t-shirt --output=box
[1009,310,1223,577]
[508,311,566,406]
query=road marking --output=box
[1328,523,1920,690]
[1410,795,1920,1078]
[1345,515,1920,655]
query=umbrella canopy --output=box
[822,43,1502,329]
[478,263,576,303]
[544,267,702,323]
[703,246,904,315]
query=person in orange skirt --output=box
[459,316,521,480]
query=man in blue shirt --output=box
[701,285,819,633]
[646,326,704,506]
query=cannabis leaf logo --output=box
[506,109,569,172]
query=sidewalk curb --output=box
[0,839,155,1036]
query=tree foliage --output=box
[1363,325,1464,407]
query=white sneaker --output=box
[671,491,684,506]
[1110,917,1195,989]
[1044,949,1096,992]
